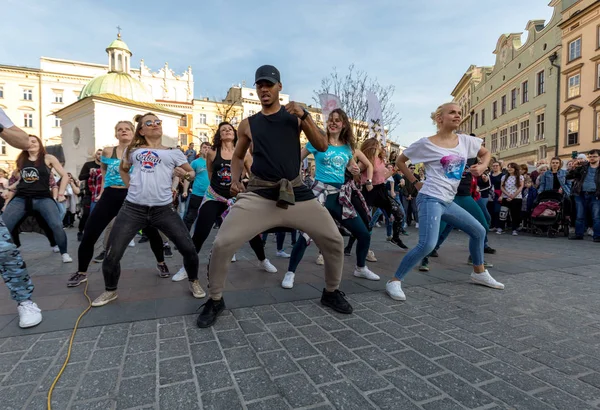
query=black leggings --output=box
[183,194,203,231]
[191,200,265,260]
[78,188,164,273]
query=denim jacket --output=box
[538,169,571,196]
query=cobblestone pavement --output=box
[1,228,600,409]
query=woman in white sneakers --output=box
[389,102,504,301]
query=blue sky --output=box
[3,0,554,146]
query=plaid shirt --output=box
[88,168,103,202]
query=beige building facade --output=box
[451,65,490,134]
[557,0,600,159]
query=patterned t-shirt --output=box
[500,175,524,199]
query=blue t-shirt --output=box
[582,166,597,193]
[101,156,128,188]
[305,142,353,185]
[191,157,209,196]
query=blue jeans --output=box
[575,194,600,239]
[370,208,392,237]
[0,216,33,303]
[476,197,492,227]
[394,194,486,280]
[3,196,68,254]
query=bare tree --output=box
[314,64,400,143]
[206,92,243,134]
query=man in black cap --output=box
[197,65,353,327]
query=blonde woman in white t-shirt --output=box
[498,162,524,236]
[389,102,505,301]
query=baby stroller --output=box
[530,191,569,238]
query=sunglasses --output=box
[144,119,162,127]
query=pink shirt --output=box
[361,157,387,185]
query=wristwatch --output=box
[366,179,373,185]
[300,108,310,121]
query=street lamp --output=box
[548,51,561,157]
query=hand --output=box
[366,183,373,192]
[284,101,305,118]
[400,179,405,187]
[230,181,245,196]
[506,197,512,202]
[182,191,188,199]
[558,188,563,195]
[470,164,486,177]
[58,194,65,202]
[173,167,187,178]
[348,164,360,176]
[407,195,413,200]
[415,182,424,191]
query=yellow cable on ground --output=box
[47,280,92,410]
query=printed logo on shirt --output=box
[21,167,40,183]
[322,150,349,170]
[440,155,466,180]
[135,150,162,172]
[216,163,231,185]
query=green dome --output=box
[106,38,131,53]
[79,72,154,103]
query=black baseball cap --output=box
[254,65,280,84]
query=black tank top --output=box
[248,107,313,201]
[16,157,52,198]
[210,147,232,198]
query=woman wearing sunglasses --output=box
[91,113,201,307]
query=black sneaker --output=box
[569,235,584,240]
[484,246,497,254]
[138,235,149,243]
[67,272,87,287]
[77,232,83,242]
[419,257,430,272]
[164,245,173,258]
[156,263,170,278]
[93,251,105,263]
[429,249,439,257]
[197,298,226,328]
[344,247,352,256]
[390,238,409,250]
[320,289,353,314]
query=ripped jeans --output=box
[393,193,486,280]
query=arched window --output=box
[111,54,115,71]
[73,127,81,146]
[125,56,128,72]
[117,55,123,72]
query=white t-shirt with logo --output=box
[402,134,483,203]
[126,148,187,206]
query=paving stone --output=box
[28,389,73,410]
[130,319,158,335]
[223,346,261,372]
[5,358,52,386]
[364,332,405,353]
[314,341,357,364]
[246,396,290,410]
[72,327,102,342]
[273,303,299,314]
[532,368,600,401]
[421,397,467,410]
[482,346,544,371]
[258,349,299,377]
[385,369,442,402]
[97,329,128,348]
[445,328,495,349]
[297,324,333,343]
[56,341,95,364]
[375,320,416,340]
[159,356,193,385]
[37,362,86,392]
[247,333,282,353]
[525,350,589,376]
[0,352,24,374]
[71,398,117,410]
[235,368,279,401]
[353,346,401,372]
[428,373,494,408]
[313,315,348,331]
[127,334,157,354]
[0,335,41,353]
[24,338,66,360]
[436,355,495,384]
[572,355,600,373]
[320,381,377,410]
[368,388,420,410]
[280,337,318,359]
[338,360,389,391]
[88,346,126,371]
[402,336,449,359]
[256,309,286,324]
[439,340,493,364]
[186,327,216,344]
[579,372,600,389]
[158,322,186,339]
[297,356,343,384]
[122,351,156,377]
[195,361,233,391]
[533,387,595,410]
[212,313,240,331]
[232,307,258,320]
[117,374,155,409]
[330,329,371,349]
[296,303,329,318]
[216,329,249,349]
[481,361,548,392]
[266,322,301,339]
[275,373,325,407]
[190,340,222,365]
[238,319,267,334]
[283,312,313,326]
[408,324,453,343]
[342,318,379,335]
[159,381,201,410]
[480,380,551,410]
[75,368,119,401]
[394,349,443,376]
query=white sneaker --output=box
[172,267,188,282]
[316,254,324,265]
[261,259,277,273]
[51,245,59,253]
[282,272,295,289]
[415,223,419,229]
[366,250,377,262]
[385,280,406,301]
[587,227,594,237]
[512,230,518,236]
[496,229,503,235]
[276,250,291,258]
[353,266,380,281]
[61,253,73,263]
[231,254,237,262]
[470,270,504,290]
[128,240,135,247]
[17,301,42,328]
[375,222,382,228]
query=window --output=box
[536,70,545,95]
[492,101,498,119]
[197,114,206,125]
[481,109,485,126]
[597,63,600,89]
[215,115,223,125]
[595,111,600,141]
[199,132,208,142]
[500,128,508,151]
[23,113,33,128]
[0,85,3,99]
[522,81,528,103]
[491,132,498,153]
[54,116,61,128]
[536,113,545,140]
[567,118,579,145]
[474,113,479,129]
[179,133,188,146]
[0,141,5,155]
[520,120,530,145]
[510,88,517,110]
[568,38,581,62]
[248,110,256,116]
[180,116,188,127]
[567,74,581,98]
[23,88,33,101]
[538,145,547,161]
[509,124,518,148]
[54,92,63,103]
[501,95,507,115]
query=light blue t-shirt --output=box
[191,157,209,197]
[582,166,597,192]
[305,142,353,185]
